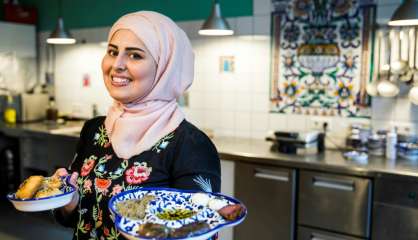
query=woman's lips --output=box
[111,76,131,87]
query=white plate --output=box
[108,187,247,240]
[7,182,76,212]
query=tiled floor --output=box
[0,200,73,240]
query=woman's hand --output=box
[54,168,79,213]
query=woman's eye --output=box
[107,49,118,57]
[129,53,143,60]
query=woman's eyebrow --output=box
[126,47,145,53]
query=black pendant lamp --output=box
[47,0,76,44]
[388,0,418,26]
[199,0,234,36]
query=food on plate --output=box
[218,204,245,221]
[169,221,210,238]
[136,222,210,239]
[15,175,67,200]
[156,209,196,221]
[15,176,44,199]
[190,192,210,206]
[208,198,228,211]
[34,187,63,198]
[116,195,155,220]
[43,176,62,189]
[137,223,170,238]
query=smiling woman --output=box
[51,11,221,240]
[102,30,157,104]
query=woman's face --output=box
[102,29,157,104]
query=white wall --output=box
[36,0,417,144]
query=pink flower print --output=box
[81,158,96,177]
[110,184,123,196]
[125,162,152,185]
[83,179,92,193]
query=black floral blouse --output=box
[54,116,221,240]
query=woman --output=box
[54,11,221,240]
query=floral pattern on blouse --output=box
[73,124,169,240]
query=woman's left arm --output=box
[170,129,221,193]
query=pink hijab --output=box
[104,11,194,159]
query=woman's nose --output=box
[113,54,127,72]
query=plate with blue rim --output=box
[108,187,247,240]
[7,176,76,212]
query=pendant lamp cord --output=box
[58,0,63,18]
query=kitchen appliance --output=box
[234,162,296,240]
[0,93,49,123]
[266,130,324,154]
[373,175,418,240]
[299,170,372,239]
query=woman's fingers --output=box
[54,168,69,177]
[69,172,79,189]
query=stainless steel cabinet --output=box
[234,162,296,240]
[372,176,418,240]
[298,171,372,238]
[298,227,364,240]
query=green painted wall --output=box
[19,0,253,31]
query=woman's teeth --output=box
[111,77,130,86]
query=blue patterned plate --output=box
[7,177,76,212]
[109,187,247,240]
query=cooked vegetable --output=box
[116,195,155,219]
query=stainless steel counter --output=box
[0,120,83,138]
[214,138,418,178]
[2,121,418,178]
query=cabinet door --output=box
[234,162,296,240]
[298,171,371,238]
[0,21,36,58]
[298,226,364,240]
[372,177,418,240]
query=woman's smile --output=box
[111,75,132,87]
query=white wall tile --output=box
[235,92,253,111]
[204,92,221,110]
[393,98,416,122]
[251,130,268,139]
[253,0,272,15]
[234,129,251,138]
[287,114,307,131]
[251,112,269,131]
[372,97,396,120]
[253,15,271,36]
[268,113,288,131]
[236,16,253,36]
[189,91,205,109]
[219,92,236,111]
[252,93,270,112]
[216,128,235,137]
[235,112,251,131]
[220,111,236,130]
[204,109,221,129]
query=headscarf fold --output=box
[104,11,194,159]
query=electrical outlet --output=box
[393,122,415,134]
[308,117,333,131]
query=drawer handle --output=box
[311,232,345,240]
[254,168,289,182]
[312,176,355,191]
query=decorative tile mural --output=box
[270,0,375,117]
